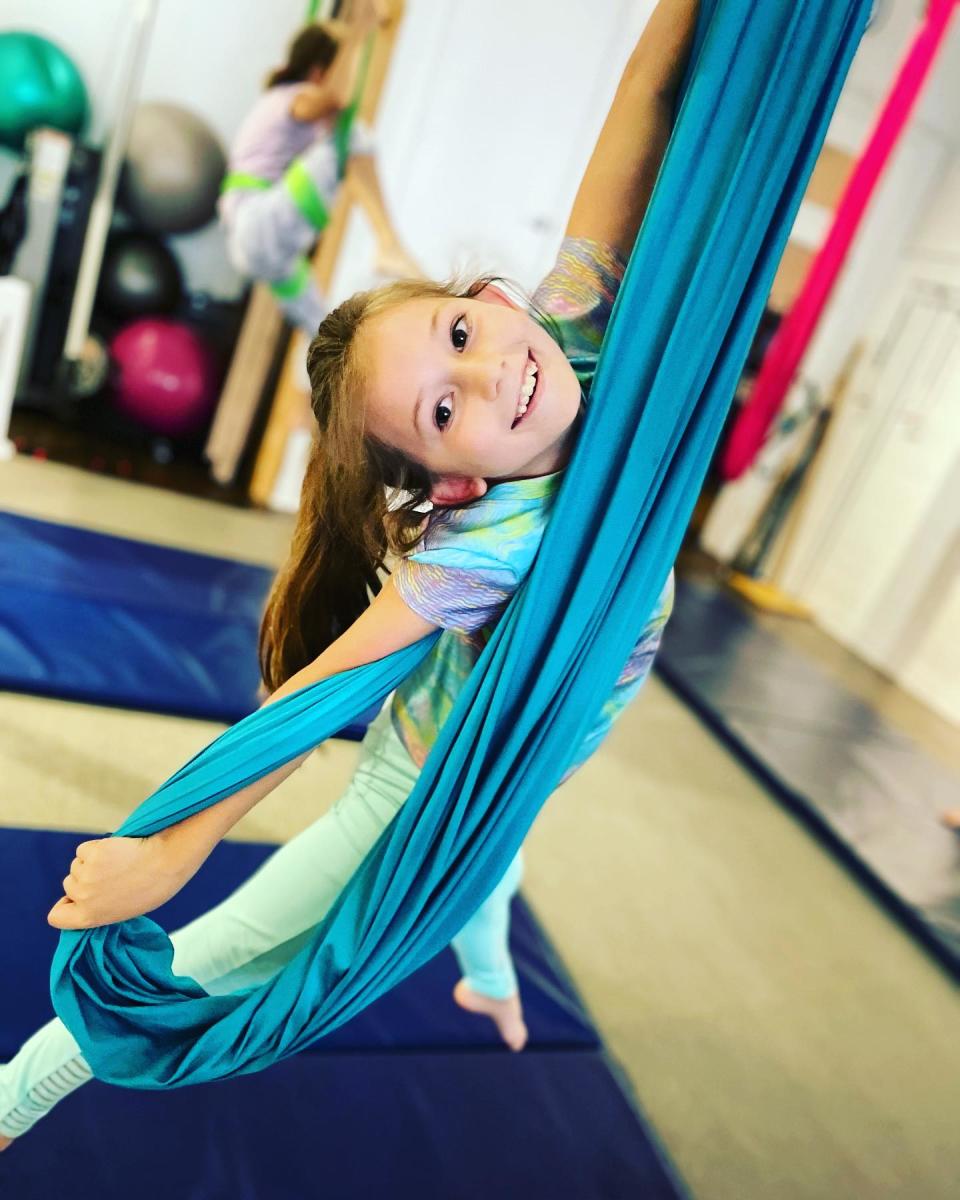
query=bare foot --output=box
[0,1132,14,1153]
[942,809,960,831]
[453,979,528,1052]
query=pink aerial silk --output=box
[721,0,959,480]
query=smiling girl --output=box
[1,0,699,1149]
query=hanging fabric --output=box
[720,0,959,481]
[333,33,374,178]
[50,0,873,1089]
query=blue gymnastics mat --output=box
[656,574,960,976]
[0,828,689,1200]
[0,511,375,738]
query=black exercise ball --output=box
[97,231,184,319]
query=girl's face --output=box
[360,289,582,503]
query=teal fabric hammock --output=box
[51,0,872,1088]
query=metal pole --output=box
[62,0,158,365]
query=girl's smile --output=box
[511,351,540,429]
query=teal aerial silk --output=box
[50,0,872,1087]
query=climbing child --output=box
[218,0,418,333]
[1,0,699,1150]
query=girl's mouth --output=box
[511,351,540,430]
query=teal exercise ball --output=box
[0,32,89,152]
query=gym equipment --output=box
[7,130,75,392]
[60,0,158,391]
[110,318,220,438]
[118,102,227,234]
[0,167,28,275]
[656,574,960,975]
[204,284,287,485]
[59,332,110,399]
[49,0,876,1090]
[0,510,376,736]
[247,2,403,504]
[0,277,30,459]
[0,32,88,151]
[97,231,183,319]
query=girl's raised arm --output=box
[565,0,700,258]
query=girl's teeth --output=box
[515,356,538,424]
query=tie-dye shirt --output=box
[391,237,674,780]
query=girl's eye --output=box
[450,314,469,350]
[434,399,453,431]
[433,314,468,430]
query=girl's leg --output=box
[0,703,417,1140]
[450,849,524,1000]
[1,704,530,1133]
[0,1024,92,1141]
[168,703,418,991]
[449,850,529,1052]
[224,139,341,334]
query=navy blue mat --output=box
[656,574,960,973]
[0,828,596,1055]
[1,1051,685,1200]
[0,511,375,737]
[0,828,687,1199]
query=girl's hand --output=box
[47,834,200,931]
[351,0,392,31]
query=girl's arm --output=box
[565,0,700,257]
[48,580,437,929]
[165,577,437,853]
[290,0,388,122]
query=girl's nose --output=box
[457,355,505,404]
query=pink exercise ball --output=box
[110,319,219,437]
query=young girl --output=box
[1,0,699,1150]
[219,0,418,333]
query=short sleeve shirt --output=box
[391,237,674,779]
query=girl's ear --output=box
[429,475,488,507]
[476,283,520,310]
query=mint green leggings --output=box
[0,703,522,1139]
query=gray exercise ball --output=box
[119,102,226,234]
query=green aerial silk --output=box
[332,32,375,178]
[50,0,873,1088]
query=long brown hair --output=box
[266,24,341,89]
[259,275,515,692]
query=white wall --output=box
[367,0,655,294]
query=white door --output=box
[330,0,656,301]
[779,163,960,725]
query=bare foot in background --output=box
[942,809,960,831]
[453,980,528,1051]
